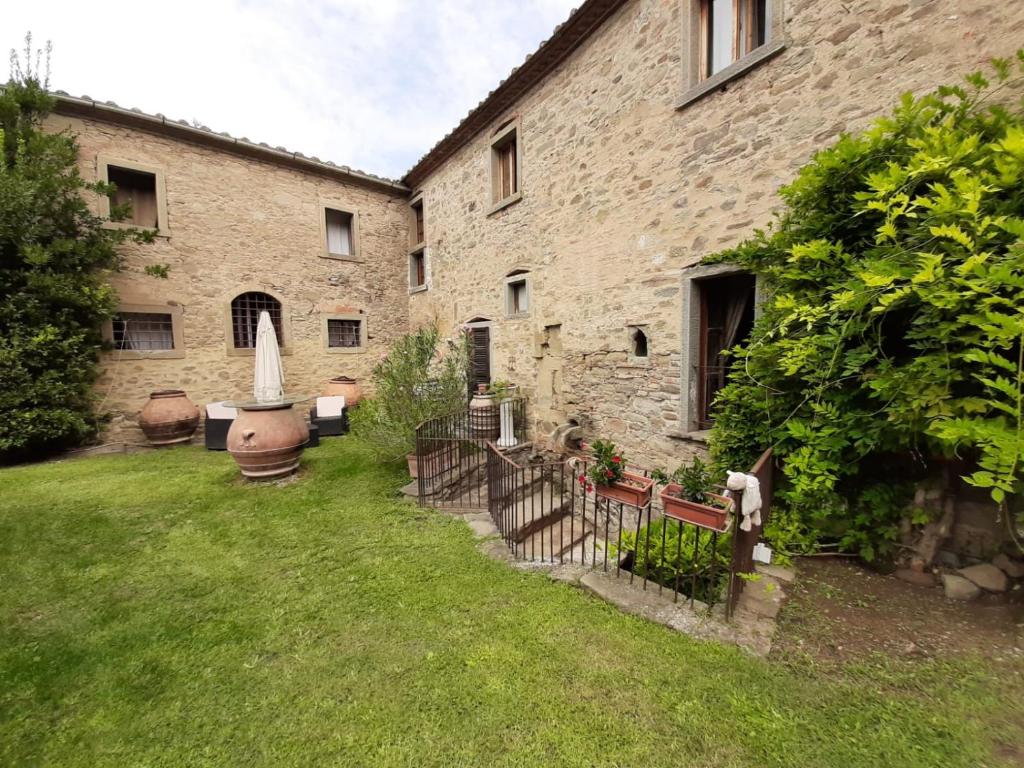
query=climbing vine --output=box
[708,54,1024,560]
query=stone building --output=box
[60,0,1023,467]
[47,97,411,441]
[402,0,1024,470]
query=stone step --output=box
[516,518,595,563]
[506,483,575,541]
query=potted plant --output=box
[580,439,654,507]
[652,457,732,532]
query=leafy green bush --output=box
[708,55,1024,559]
[618,519,732,604]
[350,325,469,459]
[0,39,153,462]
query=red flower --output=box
[586,484,593,493]
[578,474,586,483]
[612,456,621,464]
[605,469,614,479]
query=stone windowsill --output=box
[409,284,428,295]
[487,191,522,216]
[675,40,787,111]
[665,429,710,444]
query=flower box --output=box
[595,471,655,507]
[660,486,733,532]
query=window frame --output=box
[97,156,170,236]
[488,119,523,215]
[319,203,362,262]
[410,194,425,249]
[102,301,185,360]
[679,263,761,433]
[223,287,292,357]
[504,272,531,319]
[677,0,786,110]
[322,312,368,354]
[409,247,428,294]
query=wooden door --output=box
[469,325,491,394]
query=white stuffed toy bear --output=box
[726,471,762,532]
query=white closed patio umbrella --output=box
[253,311,284,403]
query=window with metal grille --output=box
[327,318,362,348]
[112,312,174,350]
[230,292,282,349]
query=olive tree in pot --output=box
[350,325,469,477]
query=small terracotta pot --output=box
[324,376,362,406]
[227,405,309,479]
[595,471,654,507]
[138,390,200,445]
[661,486,733,532]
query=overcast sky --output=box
[5,0,579,179]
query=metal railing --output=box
[415,398,528,510]
[415,401,773,620]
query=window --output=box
[102,302,184,359]
[678,0,784,109]
[702,0,767,78]
[411,197,425,247]
[409,249,427,291]
[325,208,354,257]
[327,319,362,348]
[113,312,174,351]
[489,120,522,213]
[695,273,755,428]
[631,327,649,358]
[322,313,367,353]
[108,167,158,227]
[506,278,529,317]
[97,157,169,233]
[230,292,283,350]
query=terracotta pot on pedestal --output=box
[469,385,499,439]
[138,390,200,445]
[227,405,309,479]
[324,376,362,406]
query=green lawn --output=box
[1,439,1020,767]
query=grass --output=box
[1,438,1020,767]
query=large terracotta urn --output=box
[138,390,200,445]
[324,376,362,407]
[227,404,309,479]
[469,385,499,439]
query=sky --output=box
[5,0,579,180]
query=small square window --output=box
[325,208,355,257]
[112,312,174,351]
[327,318,363,349]
[410,250,426,290]
[107,165,159,228]
[507,279,528,316]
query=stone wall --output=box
[409,0,1024,470]
[47,113,411,442]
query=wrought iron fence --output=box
[415,400,773,620]
[416,398,528,510]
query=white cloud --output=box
[4,0,578,178]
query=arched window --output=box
[230,291,282,349]
[631,327,648,358]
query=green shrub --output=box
[0,38,154,462]
[708,55,1024,559]
[350,325,469,460]
[617,519,732,604]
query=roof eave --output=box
[53,94,410,196]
